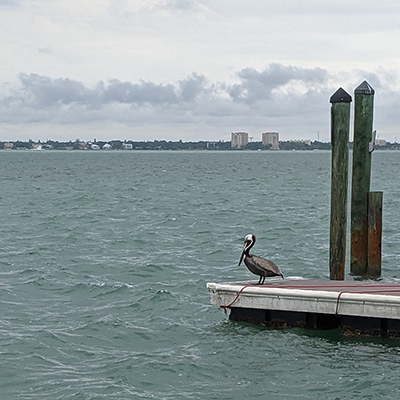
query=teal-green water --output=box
[1,150,400,399]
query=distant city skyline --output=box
[231,131,281,149]
[4,137,399,151]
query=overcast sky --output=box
[1,0,400,142]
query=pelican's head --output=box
[244,234,255,244]
[238,234,256,266]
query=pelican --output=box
[238,234,283,284]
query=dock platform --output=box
[207,279,400,337]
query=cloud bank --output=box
[1,63,399,142]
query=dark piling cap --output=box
[330,87,352,103]
[355,80,375,95]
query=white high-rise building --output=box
[231,132,249,149]
[262,132,280,150]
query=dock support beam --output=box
[350,81,375,277]
[329,88,352,280]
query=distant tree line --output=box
[246,140,332,150]
[0,139,231,151]
[1,139,400,151]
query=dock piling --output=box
[367,191,383,278]
[350,81,375,276]
[329,88,352,280]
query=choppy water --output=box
[1,150,400,399]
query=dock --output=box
[206,82,400,338]
[207,279,400,337]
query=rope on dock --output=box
[220,285,253,313]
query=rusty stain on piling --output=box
[350,226,368,276]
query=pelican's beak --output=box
[238,248,245,266]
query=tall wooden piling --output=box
[329,88,352,280]
[350,81,375,276]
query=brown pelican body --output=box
[238,234,283,284]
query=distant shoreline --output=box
[2,139,400,151]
